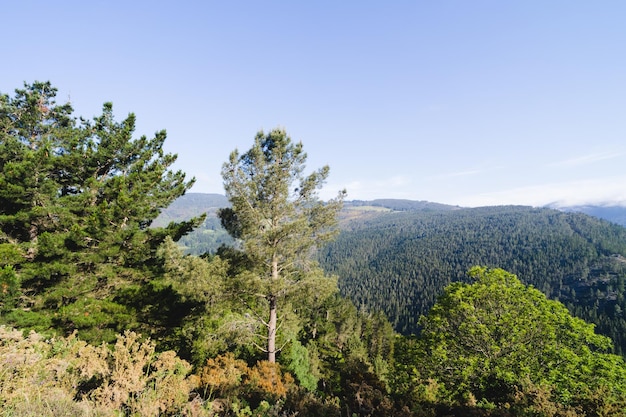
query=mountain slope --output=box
[152,193,228,227]
[154,194,626,354]
[555,204,626,227]
[153,193,233,254]
[156,195,459,253]
[319,205,626,354]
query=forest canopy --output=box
[321,205,626,355]
[416,267,626,408]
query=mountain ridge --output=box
[156,192,626,228]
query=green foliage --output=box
[220,129,345,276]
[321,205,626,354]
[54,297,136,344]
[1,309,53,335]
[296,293,396,400]
[0,81,199,344]
[414,267,626,413]
[0,243,23,266]
[154,236,259,363]
[220,129,345,362]
[281,340,319,391]
[0,266,20,311]
[177,216,235,255]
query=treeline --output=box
[320,205,626,354]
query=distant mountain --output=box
[552,204,626,227]
[153,193,233,254]
[348,199,460,212]
[339,199,460,230]
[156,194,460,250]
[152,193,228,228]
[152,193,228,227]
[157,194,626,228]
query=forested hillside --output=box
[320,205,626,353]
[153,193,234,254]
[155,194,626,355]
[5,82,626,416]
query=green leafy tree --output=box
[219,128,345,362]
[416,266,626,412]
[0,82,199,341]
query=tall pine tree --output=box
[220,129,345,362]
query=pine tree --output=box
[220,129,345,362]
[0,82,200,341]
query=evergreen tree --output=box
[0,81,199,341]
[0,81,74,259]
[219,129,345,362]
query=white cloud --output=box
[456,176,626,208]
[321,175,413,201]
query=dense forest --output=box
[321,205,626,355]
[3,82,626,416]
[159,196,626,357]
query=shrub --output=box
[0,326,199,416]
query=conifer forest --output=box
[3,82,626,416]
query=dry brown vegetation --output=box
[0,326,205,416]
[0,327,317,416]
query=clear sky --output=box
[4,1,626,207]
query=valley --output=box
[160,194,626,354]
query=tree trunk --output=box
[268,255,279,363]
[268,294,277,363]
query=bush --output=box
[0,326,200,416]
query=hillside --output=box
[319,205,626,354]
[156,194,626,354]
[152,192,228,227]
[157,195,459,253]
[153,193,234,254]
[556,204,626,227]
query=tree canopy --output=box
[0,81,200,342]
[321,205,626,354]
[414,266,626,412]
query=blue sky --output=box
[4,1,626,207]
